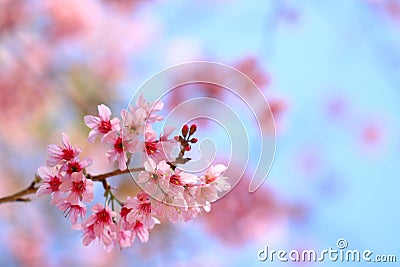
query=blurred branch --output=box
[0,180,39,204]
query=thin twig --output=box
[0,181,39,204]
[88,167,144,181]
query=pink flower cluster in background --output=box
[36,95,231,252]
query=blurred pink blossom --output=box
[45,0,102,40]
[0,0,27,33]
[203,175,294,245]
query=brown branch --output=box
[0,181,39,204]
[88,167,143,181]
[0,167,144,205]
[0,157,189,205]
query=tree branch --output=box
[0,180,39,204]
[88,167,143,181]
[0,167,144,205]
[0,155,190,205]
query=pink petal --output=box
[61,133,70,147]
[118,154,127,171]
[210,164,227,177]
[37,167,52,180]
[50,191,64,205]
[81,157,93,168]
[136,226,149,243]
[91,203,104,213]
[84,115,100,129]
[66,192,80,205]
[118,230,133,248]
[87,129,99,143]
[149,183,159,196]
[137,171,149,183]
[97,104,111,121]
[143,158,156,172]
[71,172,83,182]
[158,179,169,193]
[102,131,117,144]
[157,160,170,173]
[110,117,121,131]
[161,126,175,139]
[136,94,146,107]
[124,139,137,153]
[82,229,95,246]
[151,100,163,111]
[59,179,72,192]
[106,149,119,162]
[102,235,114,252]
[36,185,51,197]
[167,208,180,223]
[84,190,94,203]
[134,108,146,123]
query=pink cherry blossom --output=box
[59,172,94,204]
[136,94,164,123]
[36,166,64,204]
[47,133,81,167]
[137,158,170,195]
[204,164,227,184]
[82,224,96,247]
[82,204,117,252]
[84,104,121,143]
[121,107,147,138]
[204,164,231,191]
[124,192,157,229]
[180,172,203,207]
[159,168,196,198]
[144,128,178,162]
[60,157,93,176]
[153,201,182,223]
[144,130,161,160]
[198,164,230,204]
[31,98,233,252]
[131,221,150,243]
[181,207,202,222]
[57,201,86,225]
[111,225,132,249]
[103,131,136,171]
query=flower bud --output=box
[190,138,198,143]
[185,145,191,151]
[181,124,189,137]
[189,124,197,136]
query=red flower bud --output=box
[189,124,197,135]
[190,138,198,143]
[182,124,189,137]
[185,145,191,151]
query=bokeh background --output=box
[1,0,399,266]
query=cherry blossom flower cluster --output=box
[36,95,231,251]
